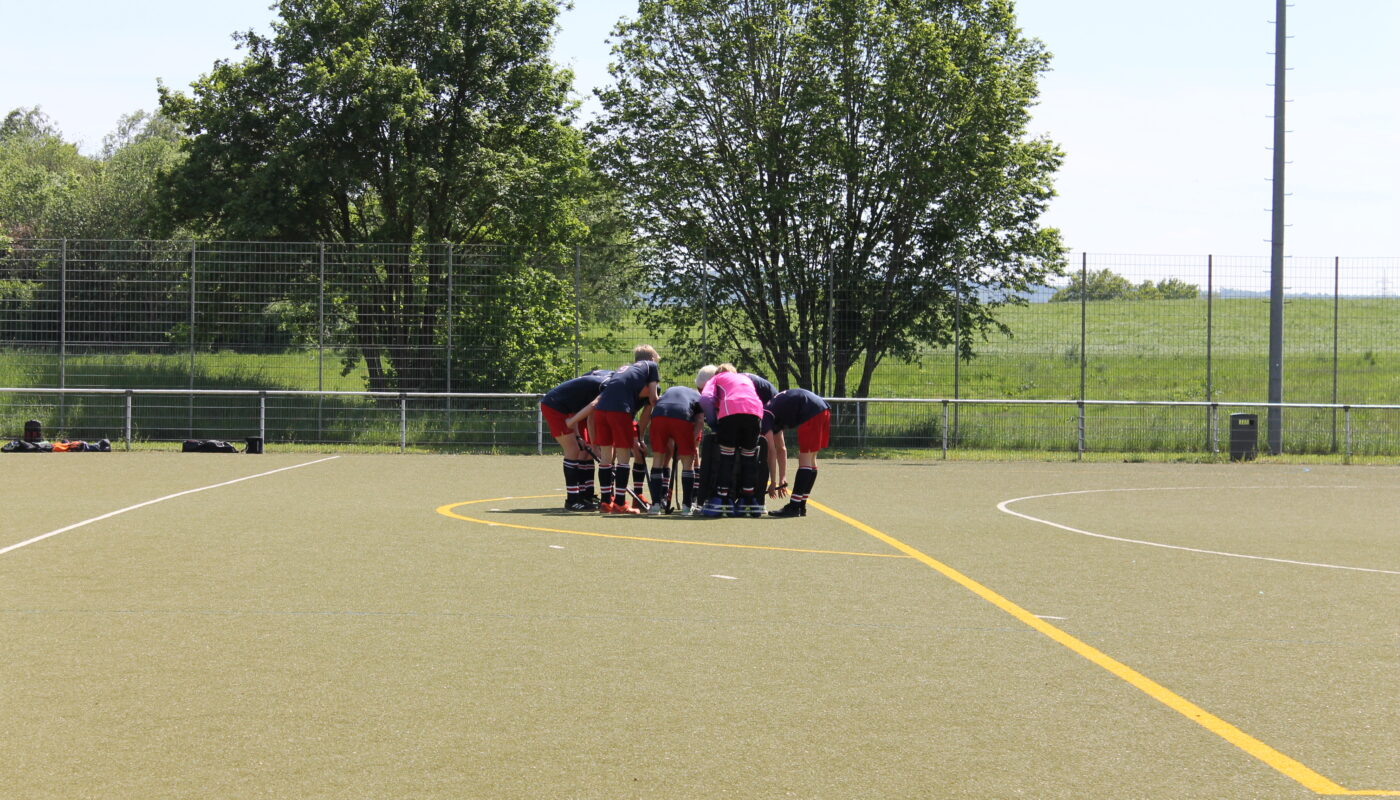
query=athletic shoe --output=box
[680,504,697,517]
[767,501,806,518]
[647,502,666,515]
[616,502,642,515]
[565,499,593,512]
[740,499,765,518]
[701,498,728,518]
[599,501,617,514]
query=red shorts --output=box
[594,409,638,449]
[650,416,698,457]
[541,404,575,439]
[796,409,830,452]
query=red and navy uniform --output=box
[762,388,831,510]
[594,360,660,447]
[541,369,612,508]
[650,385,703,508]
[540,369,612,438]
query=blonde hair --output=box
[695,364,718,390]
[716,363,737,373]
[633,344,659,362]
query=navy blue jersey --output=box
[761,389,830,433]
[540,370,612,414]
[596,360,660,414]
[653,386,703,421]
[745,373,776,406]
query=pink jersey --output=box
[701,371,764,419]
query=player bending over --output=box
[697,363,765,518]
[647,384,705,515]
[567,346,661,514]
[762,388,831,517]
[540,369,612,511]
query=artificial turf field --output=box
[2,453,1396,799]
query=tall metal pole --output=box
[189,241,197,437]
[1267,0,1288,454]
[573,245,582,374]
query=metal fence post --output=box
[826,251,835,397]
[573,245,582,374]
[58,239,67,429]
[941,399,949,460]
[953,283,961,442]
[1079,252,1087,404]
[124,389,133,450]
[259,391,266,444]
[318,242,325,441]
[1209,402,1219,456]
[1331,256,1340,452]
[1344,405,1352,464]
[1206,254,1213,452]
[189,241,197,438]
[537,404,544,455]
[701,246,710,364]
[1077,400,1086,460]
[400,394,408,453]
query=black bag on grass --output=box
[182,439,240,453]
[2,439,52,453]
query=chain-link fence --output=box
[3,240,1398,453]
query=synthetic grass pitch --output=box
[2,453,1397,799]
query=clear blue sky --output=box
[4,0,1397,281]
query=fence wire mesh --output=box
[3,240,1398,454]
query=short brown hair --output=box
[633,344,659,362]
[717,363,737,373]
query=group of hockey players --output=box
[539,346,830,518]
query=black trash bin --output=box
[245,436,264,454]
[1228,413,1258,461]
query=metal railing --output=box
[4,387,1397,460]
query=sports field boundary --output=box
[0,456,340,557]
[809,499,1400,797]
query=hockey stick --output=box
[664,442,679,514]
[575,433,649,510]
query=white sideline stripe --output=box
[1,457,340,557]
[997,486,1400,576]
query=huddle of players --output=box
[538,345,831,518]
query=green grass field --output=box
[3,453,1397,799]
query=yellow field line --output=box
[808,499,1400,797]
[436,497,910,560]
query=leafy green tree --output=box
[1151,277,1199,300]
[0,108,87,239]
[157,0,595,393]
[593,0,1064,396]
[1051,270,1199,302]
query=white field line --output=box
[996,486,1400,576]
[2,457,340,557]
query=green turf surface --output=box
[2,453,1396,798]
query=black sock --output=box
[738,447,758,497]
[648,467,666,507]
[613,464,630,505]
[792,466,818,504]
[563,459,580,500]
[599,463,614,504]
[632,461,646,499]
[716,445,736,498]
[682,469,697,507]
